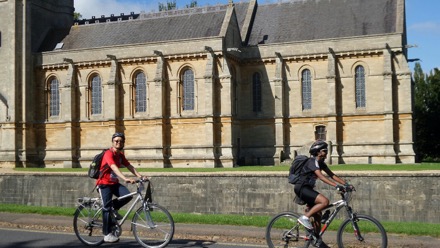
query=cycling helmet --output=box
[112,132,125,141]
[309,140,328,155]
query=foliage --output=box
[73,12,82,20]
[413,63,440,161]
[159,0,177,11]
[186,1,198,8]
[159,0,197,11]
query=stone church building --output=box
[0,0,415,168]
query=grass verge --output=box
[11,162,440,173]
[0,204,438,237]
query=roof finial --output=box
[228,0,234,7]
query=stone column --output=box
[153,50,167,166]
[273,52,285,164]
[327,48,337,164]
[203,47,216,166]
[218,55,234,167]
[60,58,79,167]
[382,45,397,162]
[105,55,118,122]
[153,50,165,118]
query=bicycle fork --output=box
[141,203,157,228]
[346,207,365,242]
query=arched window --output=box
[252,72,262,112]
[134,72,147,112]
[355,65,366,108]
[181,69,194,111]
[49,77,60,117]
[315,125,327,140]
[302,69,312,110]
[90,75,102,115]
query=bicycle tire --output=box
[73,204,104,246]
[132,203,175,248]
[266,212,311,248]
[337,214,388,248]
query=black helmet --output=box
[112,132,125,141]
[309,140,328,155]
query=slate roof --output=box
[51,8,228,51]
[40,0,399,52]
[247,0,398,45]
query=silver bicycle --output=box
[73,179,174,247]
[266,187,388,248]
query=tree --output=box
[158,0,197,11]
[159,0,177,11]
[74,12,82,20]
[413,63,440,161]
[186,1,198,8]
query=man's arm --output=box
[314,170,338,187]
[109,164,135,183]
[126,164,143,178]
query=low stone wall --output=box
[0,171,438,223]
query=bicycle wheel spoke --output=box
[337,215,388,248]
[132,203,174,248]
[73,205,104,246]
[266,212,310,248]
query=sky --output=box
[74,0,440,73]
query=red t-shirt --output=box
[96,148,130,185]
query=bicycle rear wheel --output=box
[337,214,388,248]
[73,204,104,246]
[266,212,311,248]
[132,203,175,248]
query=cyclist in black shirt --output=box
[295,140,351,248]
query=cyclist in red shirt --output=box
[97,132,147,243]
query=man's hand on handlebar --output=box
[335,184,355,192]
[125,178,136,184]
[139,176,149,182]
[335,184,346,192]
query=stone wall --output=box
[0,171,438,223]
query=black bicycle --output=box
[266,187,387,248]
[73,179,174,247]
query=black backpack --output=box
[88,149,109,179]
[288,155,310,184]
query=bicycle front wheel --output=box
[132,203,175,248]
[337,214,387,248]
[266,212,311,248]
[73,205,104,246]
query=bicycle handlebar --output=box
[135,178,150,184]
[336,184,355,193]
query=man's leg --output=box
[112,184,133,210]
[307,194,329,217]
[98,186,114,236]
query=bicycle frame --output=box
[98,181,148,226]
[316,193,349,237]
[308,190,362,243]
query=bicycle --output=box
[73,179,174,247]
[266,187,388,248]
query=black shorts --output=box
[294,184,319,206]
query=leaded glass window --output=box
[252,72,262,112]
[355,65,366,108]
[315,125,327,140]
[182,69,194,111]
[135,72,147,112]
[302,69,312,110]
[91,75,102,115]
[49,77,60,117]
